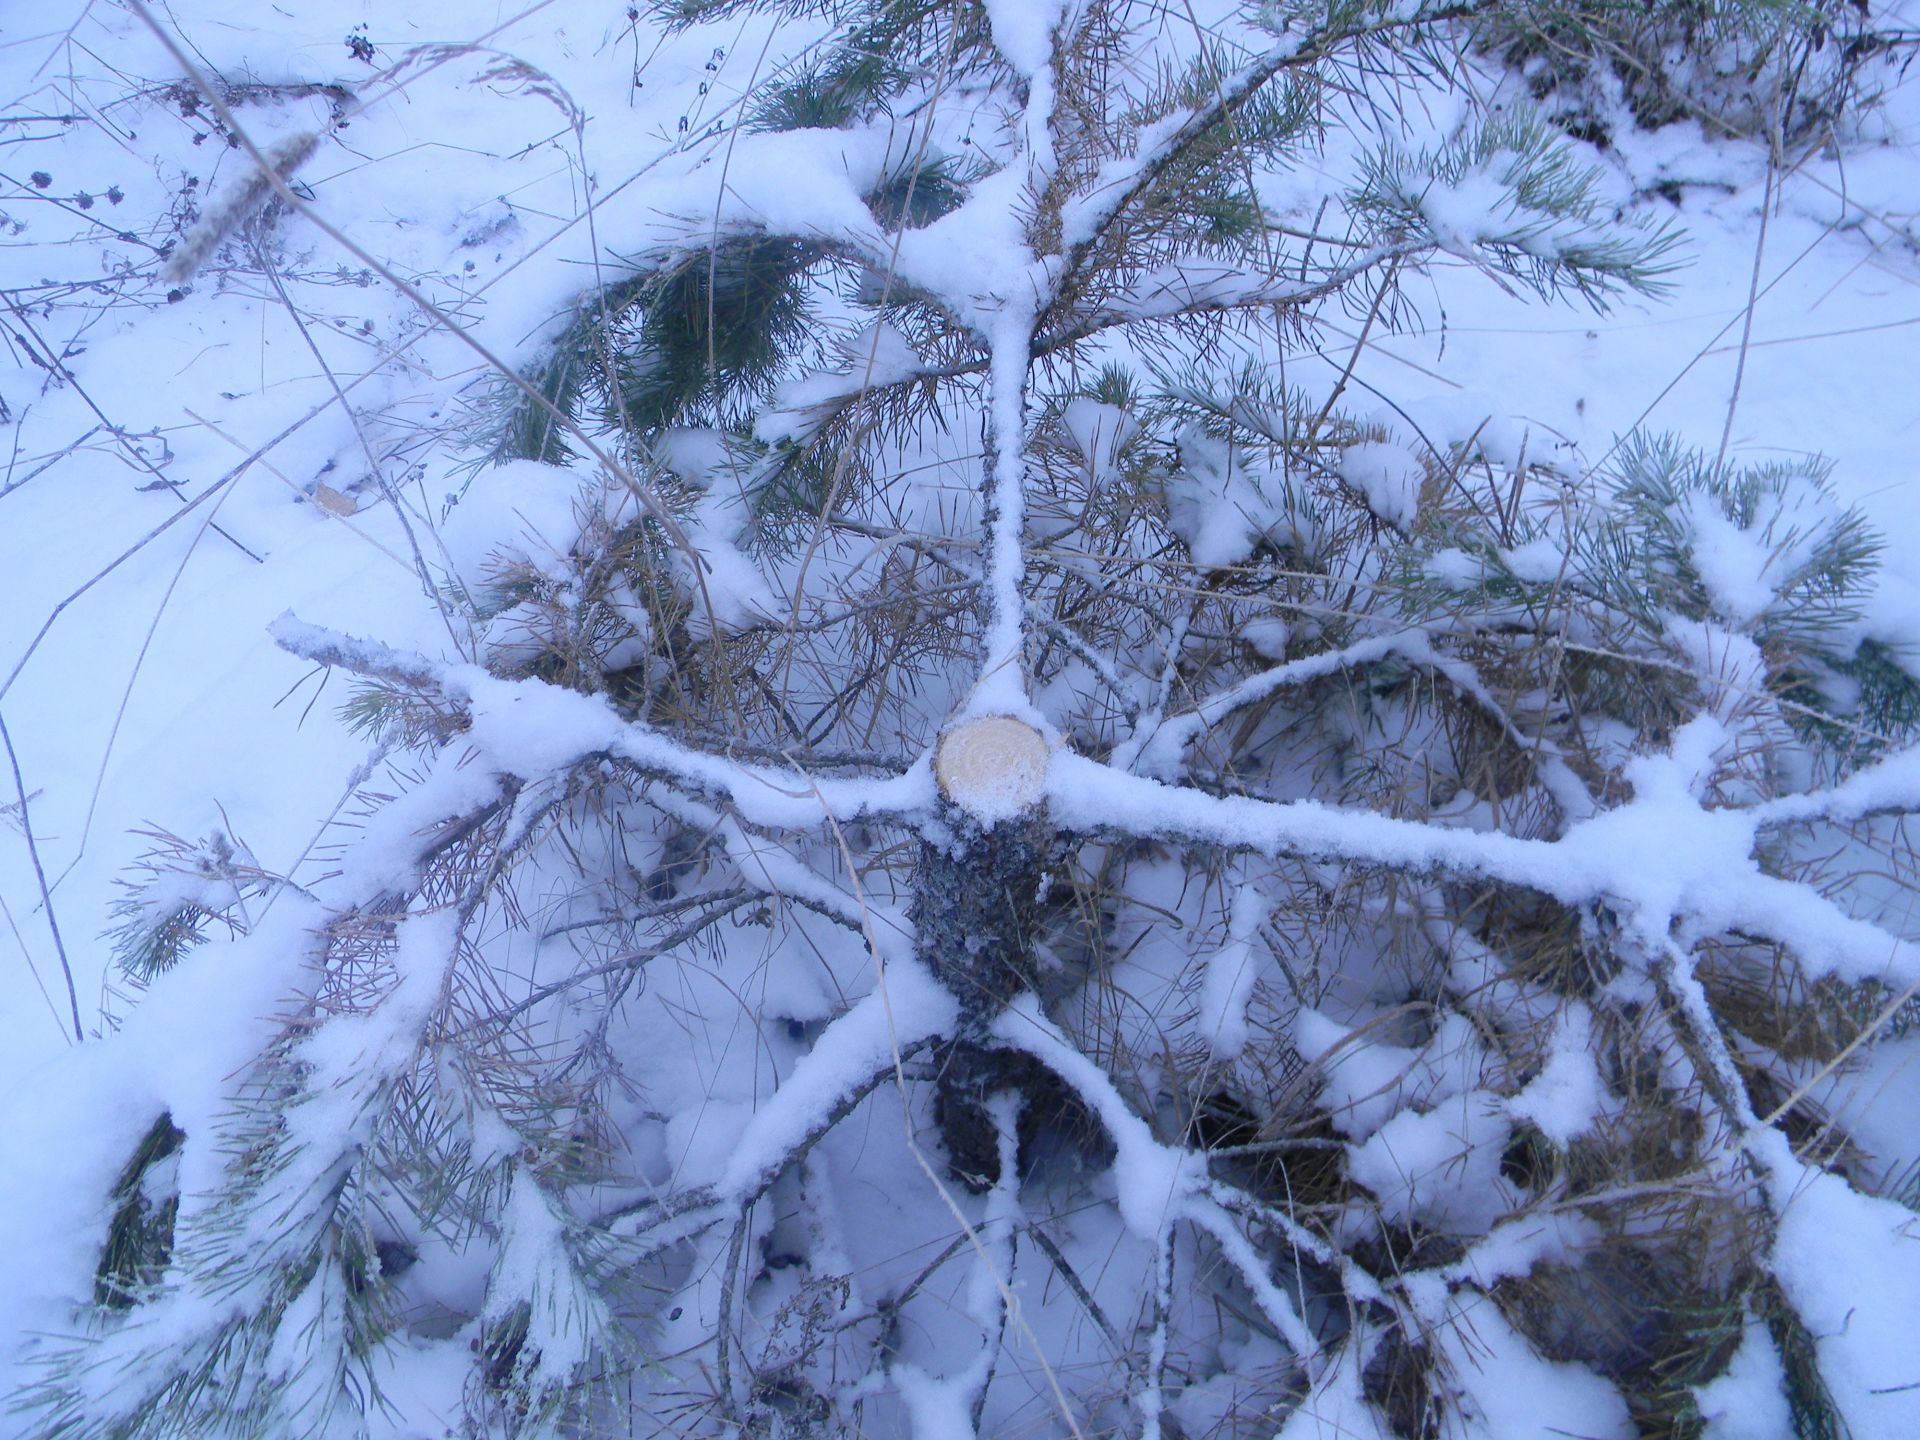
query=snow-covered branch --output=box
[273,614,935,828]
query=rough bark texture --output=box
[912,806,1051,1189]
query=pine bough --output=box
[19,1,1920,1437]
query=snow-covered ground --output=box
[0,1,774,1074]
[5,0,1920,1434]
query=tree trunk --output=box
[915,718,1053,1188]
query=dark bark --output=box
[912,805,1051,1189]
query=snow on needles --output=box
[1047,724,1920,991]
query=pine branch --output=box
[271,614,932,828]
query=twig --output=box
[0,706,82,1041]
[1715,151,1776,472]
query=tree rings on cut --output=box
[934,715,1050,823]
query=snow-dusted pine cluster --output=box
[6,0,1920,1437]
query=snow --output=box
[439,459,589,583]
[1419,161,1520,254]
[679,521,786,635]
[1129,629,1426,779]
[7,0,1920,1434]
[0,898,327,1354]
[268,617,942,833]
[969,302,1045,720]
[993,995,1208,1241]
[1426,546,1486,589]
[982,0,1066,78]
[1166,426,1299,569]
[892,168,1052,333]
[1694,1312,1795,1440]
[758,323,926,446]
[1195,885,1269,1058]
[1682,469,1855,627]
[1185,1200,1318,1359]
[1432,1293,1634,1440]
[481,1166,611,1397]
[1500,535,1565,583]
[609,122,897,263]
[1765,1149,1920,1432]
[1506,1005,1609,1145]
[892,1365,985,1440]
[1295,1006,1428,1142]
[718,964,956,1201]
[1243,616,1290,659]
[1272,1340,1395,1440]
[1337,439,1423,528]
[1050,723,1920,993]
[1058,397,1137,487]
[1440,1210,1602,1293]
[1346,1088,1517,1231]
[1754,731,1920,827]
